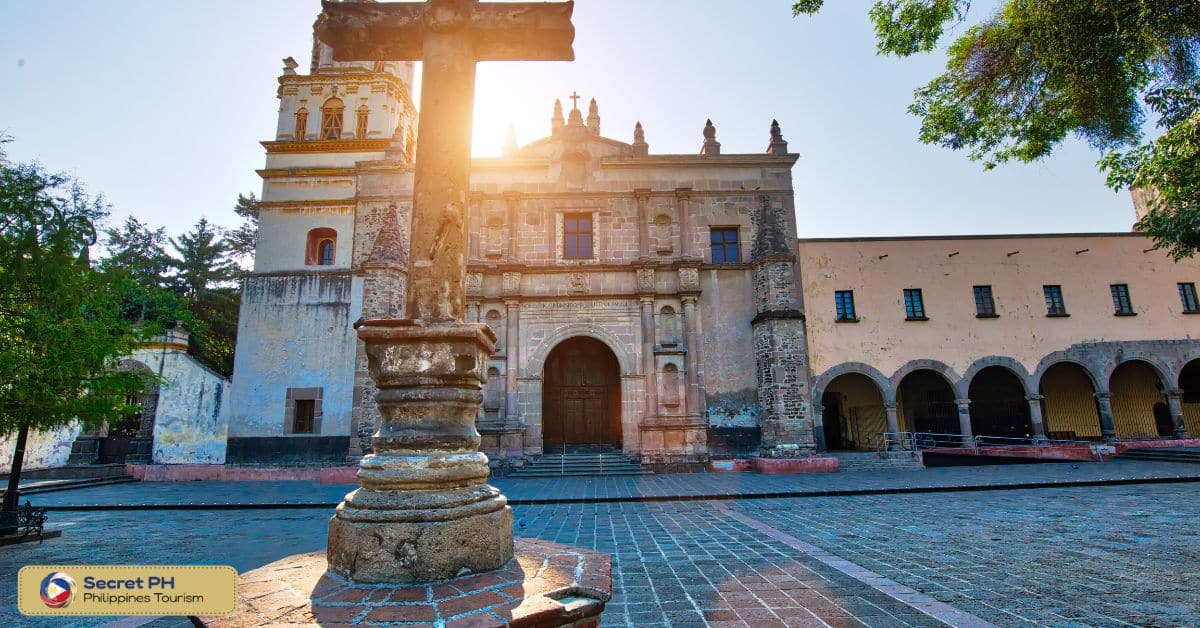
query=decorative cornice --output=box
[602,154,799,169]
[257,167,357,179]
[259,199,357,210]
[262,139,390,154]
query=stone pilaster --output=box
[504,191,520,262]
[505,300,521,423]
[1095,392,1117,441]
[1165,389,1190,439]
[955,399,976,447]
[639,296,658,422]
[681,295,704,419]
[1026,394,1048,442]
[635,189,651,258]
[676,188,693,257]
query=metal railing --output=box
[878,431,1100,452]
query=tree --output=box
[169,218,240,376]
[101,216,192,327]
[226,192,261,268]
[793,1,1200,258]
[0,159,143,531]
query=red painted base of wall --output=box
[751,457,839,475]
[927,438,1200,463]
[709,459,752,473]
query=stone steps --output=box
[8,474,138,495]
[506,453,653,478]
[828,451,925,472]
[1119,448,1200,464]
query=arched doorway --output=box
[1039,362,1102,440]
[98,361,159,464]
[820,373,887,451]
[1180,359,1200,436]
[897,370,958,436]
[1110,360,1168,438]
[968,366,1032,439]
[542,337,621,453]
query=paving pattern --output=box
[26,459,1200,508]
[2,479,1198,626]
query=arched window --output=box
[294,108,309,141]
[305,228,337,266]
[355,105,370,139]
[485,309,503,349]
[320,97,345,140]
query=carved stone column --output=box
[639,294,658,422]
[884,402,901,450]
[681,295,704,418]
[505,299,521,423]
[1165,389,1190,439]
[504,191,521,262]
[1026,394,1048,442]
[635,189,651,258]
[1095,392,1117,441]
[676,188,692,257]
[955,399,976,447]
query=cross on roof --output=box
[569,91,581,109]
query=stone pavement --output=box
[1,478,1199,626]
[25,459,1200,509]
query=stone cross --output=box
[316,0,575,322]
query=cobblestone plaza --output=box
[3,465,1199,627]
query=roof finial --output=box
[586,97,600,136]
[632,121,648,157]
[701,119,721,156]
[569,91,581,110]
[552,98,565,135]
[767,119,789,156]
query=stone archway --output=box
[541,337,622,453]
[819,372,888,451]
[1110,360,1170,438]
[96,360,159,464]
[968,366,1033,439]
[1039,361,1103,440]
[896,369,958,436]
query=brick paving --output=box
[26,459,1200,508]
[2,477,1198,626]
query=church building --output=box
[226,32,812,469]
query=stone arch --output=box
[1176,347,1200,387]
[1032,352,1103,393]
[527,325,638,377]
[890,359,964,399]
[961,356,1032,396]
[1109,359,1171,438]
[813,362,894,404]
[1102,357,1172,392]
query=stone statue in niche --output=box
[653,213,672,255]
[485,310,503,351]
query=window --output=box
[834,290,857,322]
[903,288,926,320]
[973,285,997,317]
[355,106,369,140]
[1110,284,1134,315]
[563,213,592,259]
[293,108,308,141]
[710,227,740,263]
[320,97,344,140]
[1044,285,1068,316]
[293,400,316,434]
[305,228,337,266]
[1181,282,1199,313]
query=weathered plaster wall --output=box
[255,206,356,273]
[0,423,80,473]
[228,273,360,438]
[128,347,231,464]
[801,233,1200,378]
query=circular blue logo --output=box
[40,571,75,609]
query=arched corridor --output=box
[897,370,958,436]
[967,366,1032,439]
[820,373,887,451]
[1178,360,1200,436]
[1110,361,1169,439]
[1039,362,1102,440]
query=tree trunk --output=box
[0,424,30,535]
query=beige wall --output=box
[800,233,1200,380]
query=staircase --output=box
[506,447,653,478]
[1118,447,1200,464]
[829,450,925,472]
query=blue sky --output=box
[1,0,1136,240]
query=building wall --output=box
[0,424,80,474]
[128,346,231,464]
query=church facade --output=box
[227,39,812,469]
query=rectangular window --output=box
[710,227,740,264]
[1110,283,1134,315]
[1180,282,1199,313]
[563,213,593,259]
[1044,285,1067,316]
[293,400,316,434]
[834,290,857,322]
[903,288,926,320]
[973,285,997,317]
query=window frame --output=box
[320,98,345,140]
[562,212,593,260]
[709,226,741,264]
[1180,282,1200,314]
[305,228,338,266]
[285,387,323,435]
[903,288,927,321]
[973,285,998,318]
[1110,283,1135,316]
[834,290,858,322]
[1043,285,1068,317]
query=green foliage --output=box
[171,217,238,300]
[793,0,1200,258]
[169,217,240,376]
[226,192,261,268]
[0,160,143,435]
